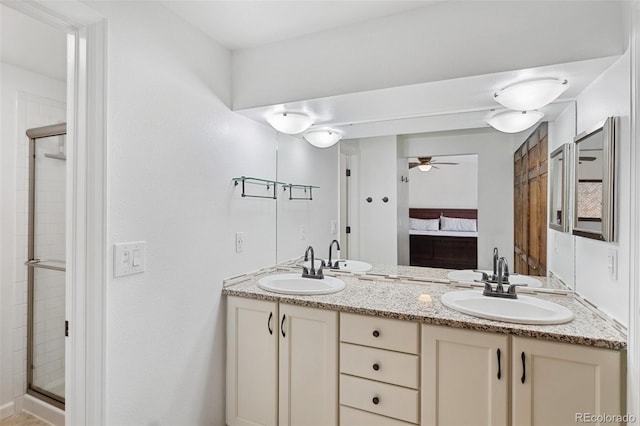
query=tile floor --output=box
[0,413,51,426]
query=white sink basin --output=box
[258,273,345,295]
[447,269,542,288]
[303,259,373,273]
[440,290,573,325]
[331,259,373,273]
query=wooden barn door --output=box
[514,123,548,276]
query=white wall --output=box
[408,155,478,209]
[276,134,340,262]
[574,53,631,326]
[548,52,630,325]
[231,1,626,110]
[0,62,66,418]
[548,102,577,289]
[402,129,514,269]
[84,2,283,424]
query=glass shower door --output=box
[26,124,66,408]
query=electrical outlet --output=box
[607,248,617,280]
[299,225,305,240]
[331,220,337,235]
[236,232,245,253]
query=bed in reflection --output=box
[409,208,478,269]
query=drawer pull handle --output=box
[372,330,380,338]
[372,397,380,405]
[372,363,380,371]
[268,312,273,335]
[281,314,286,338]
[496,348,501,380]
[521,351,526,384]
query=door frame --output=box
[4,1,108,424]
[629,0,640,420]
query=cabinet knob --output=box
[382,197,389,203]
[366,197,373,203]
[372,363,380,371]
[372,397,380,405]
[372,330,380,338]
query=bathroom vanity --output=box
[223,264,626,426]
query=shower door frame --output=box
[26,123,68,410]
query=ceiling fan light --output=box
[418,164,432,172]
[494,78,568,110]
[303,129,342,148]
[487,110,544,133]
[266,112,314,134]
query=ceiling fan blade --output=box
[408,162,419,169]
[432,162,460,165]
[432,165,440,169]
[579,156,597,161]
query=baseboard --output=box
[23,394,64,426]
[0,401,15,420]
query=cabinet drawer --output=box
[340,313,419,354]
[340,374,419,424]
[340,343,419,389]
[340,405,416,426]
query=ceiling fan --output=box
[408,157,460,171]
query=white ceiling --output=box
[1,1,626,140]
[236,55,618,138]
[0,4,67,81]
[161,0,440,50]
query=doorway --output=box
[514,122,548,276]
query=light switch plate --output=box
[235,232,244,253]
[114,241,146,277]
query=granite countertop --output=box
[222,266,626,350]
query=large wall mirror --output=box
[572,116,616,241]
[549,144,571,232]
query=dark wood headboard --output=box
[409,208,478,220]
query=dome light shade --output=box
[487,110,544,133]
[494,78,568,110]
[266,112,313,134]
[418,164,432,172]
[303,129,342,148]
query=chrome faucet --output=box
[302,246,324,279]
[492,247,499,281]
[328,240,341,269]
[495,257,509,294]
[481,257,526,299]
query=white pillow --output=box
[409,218,439,231]
[440,216,477,232]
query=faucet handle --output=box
[507,283,527,295]
[473,270,490,282]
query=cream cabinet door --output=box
[279,304,338,426]
[422,325,509,426]
[512,337,623,426]
[226,296,278,426]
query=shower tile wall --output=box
[13,92,65,399]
